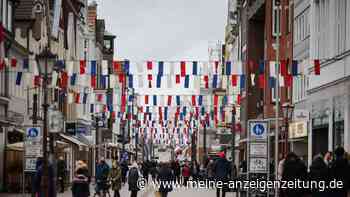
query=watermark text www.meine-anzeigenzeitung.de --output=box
[137,178,344,192]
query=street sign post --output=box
[24,126,43,172]
[247,120,270,196]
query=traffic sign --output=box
[250,121,268,140]
[249,143,268,157]
[24,157,37,172]
[249,158,267,172]
[26,127,41,142]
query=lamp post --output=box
[282,103,294,156]
[231,105,236,176]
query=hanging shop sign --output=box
[289,121,307,139]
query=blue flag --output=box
[16,72,22,85]
[176,96,180,106]
[184,75,189,88]
[153,95,157,106]
[128,75,133,88]
[156,75,161,88]
[124,60,130,74]
[158,61,164,76]
[192,61,198,75]
[198,95,203,106]
[226,61,231,75]
[240,74,246,89]
[259,60,265,74]
[70,73,77,86]
[292,60,298,76]
[164,107,168,120]
[23,59,29,69]
[91,60,97,75]
[269,77,276,88]
[212,75,218,88]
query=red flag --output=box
[167,96,172,106]
[237,94,241,105]
[204,75,209,88]
[314,60,320,75]
[147,61,153,70]
[80,60,86,74]
[280,60,287,76]
[0,24,4,43]
[118,74,124,83]
[192,95,196,106]
[285,74,293,87]
[97,94,103,102]
[60,72,68,88]
[148,74,152,81]
[214,95,218,106]
[259,74,265,89]
[121,94,126,107]
[231,75,237,87]
[113,61,121,73]
[175,75,180,84]
[75,93,80,103]
[91,75,96,88]
[34,76,41,87]
[145,95,149,104]
[180,61,186,77]
[0,60,4,70]
[11,58,17,68]
[111,111,116,119]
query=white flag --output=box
[102,60,108,75]
[279,74,285,87]
[51,71,58,87]
[270,61,276,77]
[67,92,74,104]
[250,74,256,86]
[66,61,74,76]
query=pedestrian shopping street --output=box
[1,0,350,197]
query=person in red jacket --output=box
[182,161,191,186]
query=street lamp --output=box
[282,102,294,156]
[36,47,57,196]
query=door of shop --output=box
[312,127,329,157]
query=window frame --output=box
[272,4,281,37]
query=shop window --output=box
[333,96,345,149]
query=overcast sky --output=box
[95,0,228,61]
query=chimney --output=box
[88,1,97,32]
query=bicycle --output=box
[93,179,111,197]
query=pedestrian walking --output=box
[121,160,129,184]
[281,152,307,197]
[173,160,181,183]
[57,156,66,193]
[150,160,158,181]
[182,161,191,186]
[141,161,150,183]
[329,147,350,197]
[157,162,175,197]
[309,154,330,197]
[214,152,231,197]
[110,160,122,197]
[95,158,111,195]
[32,157,55,197]
[72,162,90,197]
[191,161,200,181]
[207,159,215,181]
[128,162,141,197]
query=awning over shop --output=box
[6,142,24,151]
[60,134,88,148]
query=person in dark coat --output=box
[128,162,141,197]
[281,152,307,197]
[329,147,350,197]
[72,164,90,197]
[173,160,181,183]
[309,154,330,197]
[214,152,231,197]
[32,158,55,197]
[158,162,175,197]
[141,161,150,183]
[121,160,129,184]
[57,156,66,193]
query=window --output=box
[294,8,310,44]
[335,0,346,54]
[1,0,13,32]
[104,39,111,50]
[272,5,281,36]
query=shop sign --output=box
[294,110,309,121]
[289,121,308,139]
